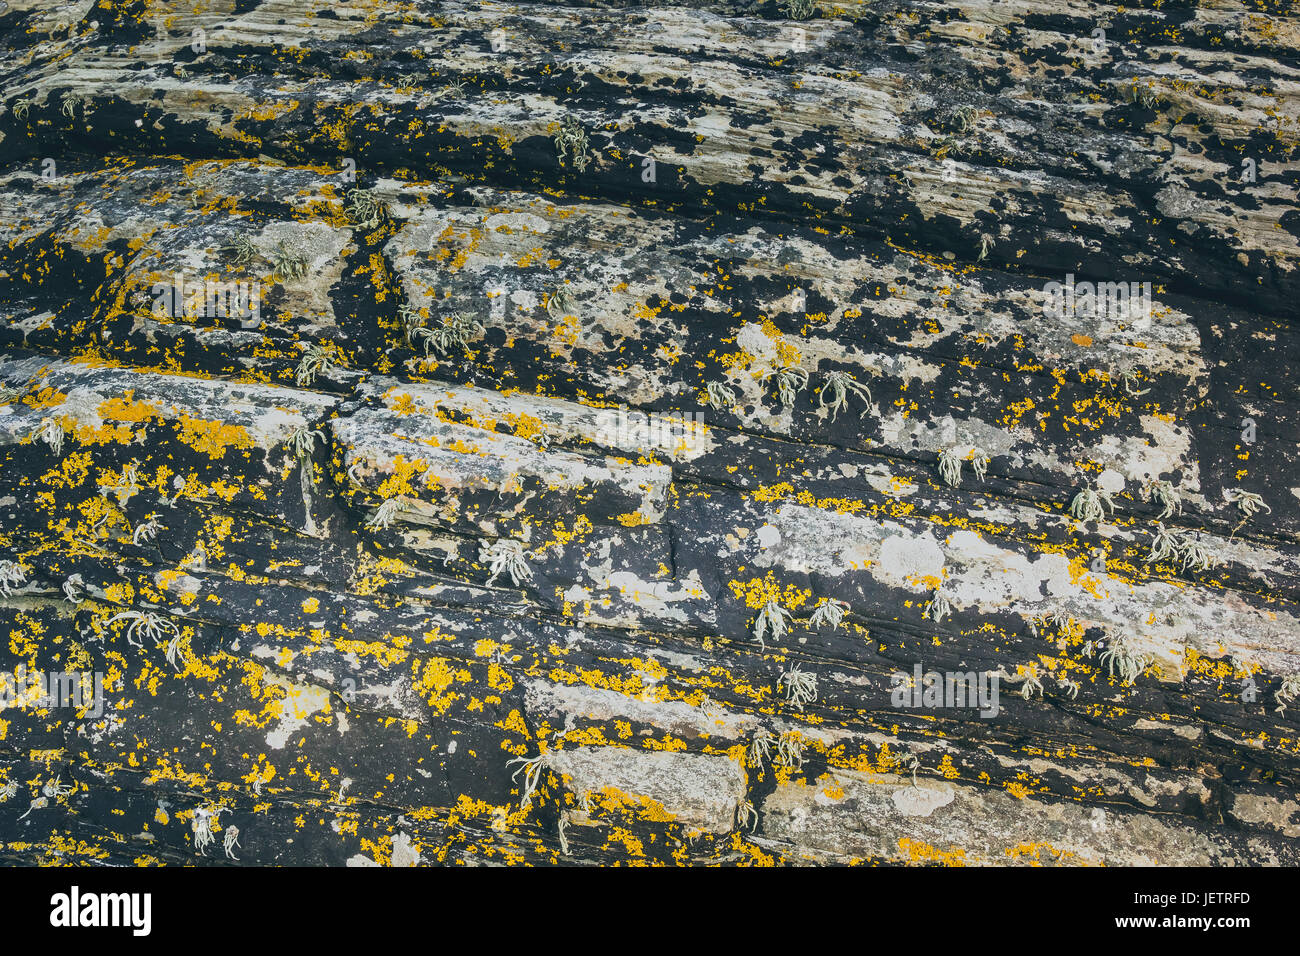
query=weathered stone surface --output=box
[759,770,1298,865]
[0,0,1297,867]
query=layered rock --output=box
[0,0,1297,866]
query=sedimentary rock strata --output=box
[0,0,1297,866]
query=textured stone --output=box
[0,0,1297,867]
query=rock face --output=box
[0,0,1297,866]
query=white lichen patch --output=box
[892,783,956,817]
[0,360,338,453]
[253,668,340,749]
[596,569,712,623]
[875,533,947,591]
[735,321,781,365]
[334,407,672,526]
[524,679,757,742]
[483,211,551,234]
[546,747,747,835]
[740,500,1300,679]
[1089,417,1194,488]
